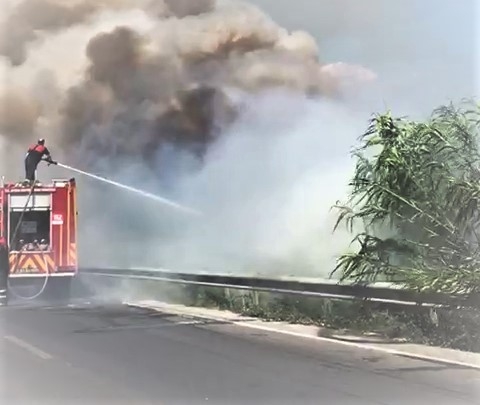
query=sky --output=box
[250,0,478,112]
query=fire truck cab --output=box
[0,178,78,298]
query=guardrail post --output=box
[429,307,439,326]
[252,291,259,306]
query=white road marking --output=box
[229,322,480,370]
[127,301,480,371]
[4,335,53,360]
[79,320,203,333]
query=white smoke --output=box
[160,91,364,274]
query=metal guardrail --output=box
[79,268,480,309]
[79,267,474,308]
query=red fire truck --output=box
[0,178,78,299]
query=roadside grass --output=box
[132,280,480,353]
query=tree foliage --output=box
[333,99,480,294]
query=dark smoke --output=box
[18,0,369,169]
[1,0,374,165]
[163,0,215,18]
[0,0,375,274]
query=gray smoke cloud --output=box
[1,0,373,163]
[0,0,137,65]
[0,0,473,276]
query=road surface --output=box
[1,300,479,404]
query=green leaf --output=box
[332,99,480,295]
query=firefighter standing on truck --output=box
[24,139,56,184]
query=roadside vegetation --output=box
[131,99,480,353]
[149,282,479,353]
[333,99,480,295]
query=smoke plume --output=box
[1,0,471,276]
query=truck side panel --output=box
[51,183,77,273]
[52,186,67,270]
[67,181,78,270]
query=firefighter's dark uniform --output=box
[25,140,54,182]
[0,238,8,306]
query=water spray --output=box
[55,162,202,216]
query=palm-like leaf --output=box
[333,99,480,295]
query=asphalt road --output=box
[1,300,479,404]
